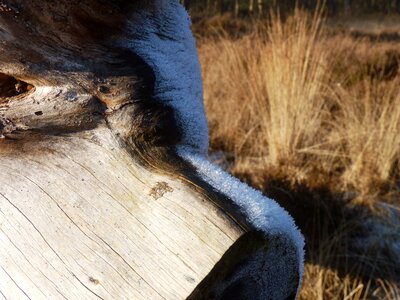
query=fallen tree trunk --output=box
[0,1,304,299]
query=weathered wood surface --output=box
[0,125,243,299]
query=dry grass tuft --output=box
[201,8,334,183]
[259,9,329,166]
[334,81,400,197]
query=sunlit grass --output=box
[198,8,400,299]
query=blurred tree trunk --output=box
[206,0,211,13]
[344,0,351,14]
[327,0,336,14]
[235,0,240,17]
[249,0,254,13]
[214,0,221,14]
[257,0,263,15]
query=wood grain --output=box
[0,125,244,299]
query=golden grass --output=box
[199,9,400,197]
[335,81,400,197]
[201,9,333,180]
[301,264,400,300]
[257,9,329,166]
[197,8,400,300]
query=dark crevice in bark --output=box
[0,73,33,100]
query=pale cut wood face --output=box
[0,125,244,299]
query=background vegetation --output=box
[188,1,400,299]
[183,0,400,16]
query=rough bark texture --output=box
[0,1,302,299]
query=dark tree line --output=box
[181,0,400,16]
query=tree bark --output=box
[0,0,304,298]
